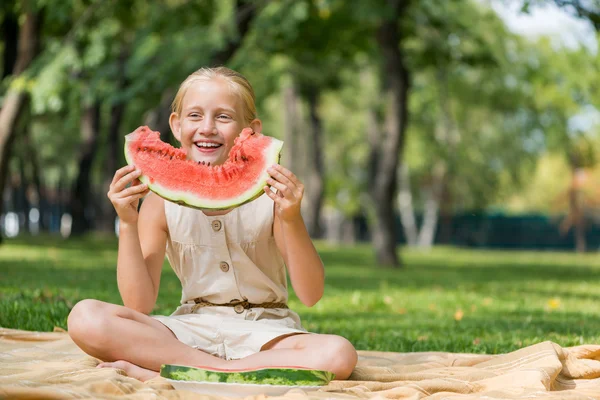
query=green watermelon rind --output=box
[123,133,283,211]
[160,364,335,386]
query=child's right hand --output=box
[107,165,149,226]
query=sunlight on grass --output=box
[2,236,600,354]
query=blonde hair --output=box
[171,67,257,125]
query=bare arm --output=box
[265,164,324,307]
[273,213,324,306]
[108,165,167,315]
[117,193,167,314]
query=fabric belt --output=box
[191,299,288,314]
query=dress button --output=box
[234,304,245,314]
[219,261,230,272]
[211,220,222,232]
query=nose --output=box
[199,117,217,136]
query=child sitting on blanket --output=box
[66,66,358,382]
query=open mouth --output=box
[195,142,223,153]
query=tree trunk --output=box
[26,135,45,231]
[571,168,586,253]
[438,191,453,244]
[1,9,18,79]
[282,81,300,174]
[369,0,411,267]
[144,88,175,143]
[99,48,129,232]
[69,102,102,236]
[417,161,446,248]
[211,0,257,66]
[16,103,46,231]
[17,152,30,233]
[398,163,417,246]
[304,88,324,238]
[98,101,126,232]
[400,68,453,249]
[0,10,42,244]
[398,159,447,249]
[56,166,69,232]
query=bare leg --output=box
[230,333,358,380]
[69,300,357,381]
[67,299,229,380]
[96,360,159,381]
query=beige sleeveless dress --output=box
[152,194,307,360]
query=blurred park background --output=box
[2,0,600,352]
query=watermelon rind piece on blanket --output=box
[160,364,335,386]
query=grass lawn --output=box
[2,234,600,355]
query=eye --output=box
[189,112,202,118]
[217,114,232,121]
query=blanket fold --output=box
[2,327,600,399]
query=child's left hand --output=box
[264,164,304,222]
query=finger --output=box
[113,169,143,192]
[111,165,136,187]
[115,182,148,198]
[268,165,298,191]
[266,178,294,199]
[264,185,283,198]
[270,165,301,187]
[264,186,282,203]
[116,191,148,206]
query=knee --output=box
[323,336,358,380]
[67,299,112,346]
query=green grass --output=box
[2,234,600,354]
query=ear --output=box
[169,112,182,141]
[249,118,262,134]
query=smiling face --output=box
[169,77,261,166]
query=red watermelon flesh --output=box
[124,126,283,210]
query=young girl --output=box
[67,67,358,382]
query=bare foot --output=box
[97,360,159,382]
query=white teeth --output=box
[196,143,221,148]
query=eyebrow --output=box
[216,107,237,115]
[183,106,237,115]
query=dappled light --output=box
[1,1,600,398]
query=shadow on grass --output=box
[324,264,600,293]
[4,234,118,251]
[1,259,180,292]
[298,308,600,353]
[318,247,600,295]
[4,236,600,353]
[301,309,599,336]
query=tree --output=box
[521,0,600,31]
[23,1,258,236]
[0,3,43,243]
[362,0,411,267]
[397,1,548,248]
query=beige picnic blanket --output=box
[2,328,600,399]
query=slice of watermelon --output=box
[160,364,335,386]
[124,126,283,210]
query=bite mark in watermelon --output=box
[124,126,283,210]
[160,364,335,386]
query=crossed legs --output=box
[67,299,357,381]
